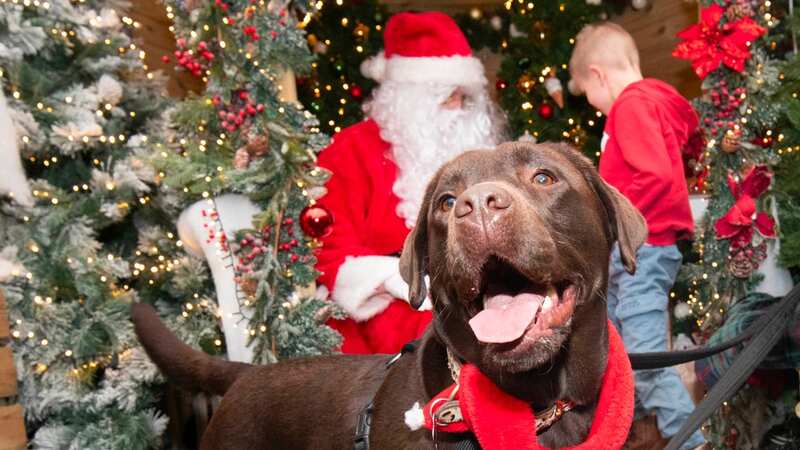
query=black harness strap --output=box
[354,342,418,450]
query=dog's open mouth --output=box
[467,256,577,344]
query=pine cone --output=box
[245,132,269,157]
[728,248,756,278]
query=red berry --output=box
[161,55,171,63]
[256,104,265,113]
[239,91,249,100]
[284,218,294,226]
[290,254,299,263]
[290,239,298,247]
[226,113,236,122]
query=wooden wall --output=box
[612,1,701,98]
[128,0,701,99]
[128,0,204,97]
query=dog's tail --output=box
[131,303,251,396]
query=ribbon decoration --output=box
[714,165,776,249]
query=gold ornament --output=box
[233,148,250,169]
[353,23,370,40]
[307,34,318,46]
[725,3,754,21]
[516,74,535,94]
[532,20,550,40]
[238,277,258,297]
[721,130,741,154]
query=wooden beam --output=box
[0,291,26,450]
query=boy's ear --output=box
[587,64,605,84]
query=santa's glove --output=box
[384,271,410,301]
[385,272,432,311]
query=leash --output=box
[660,283,800,450]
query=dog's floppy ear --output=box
[399,174,439,309]
[595,180,648,274]
[547,142,647,274]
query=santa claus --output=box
[315,11,505,354]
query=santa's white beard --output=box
[366,81,504,228]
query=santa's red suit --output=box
[314,11,491,354]
[315,119,431,354]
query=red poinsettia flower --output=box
[714,165,776,248]
[673,4,767,79]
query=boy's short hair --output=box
[569,22,640,82]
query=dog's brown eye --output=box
[440,195,456,212]
[532,172,556,186]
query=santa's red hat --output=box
[360,11,486,86]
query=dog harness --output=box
[354,323,634,450]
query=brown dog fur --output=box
[132,141,647,449]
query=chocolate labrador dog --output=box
[132,141,646,449]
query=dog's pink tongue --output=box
[469,293,542,344]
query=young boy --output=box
[569,22,705,450]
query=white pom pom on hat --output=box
[360,51,387,82]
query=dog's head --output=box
[401,142,646,381]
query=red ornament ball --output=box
[495,79,508,90]
[350,84,363,99]
[538,103,553,120]
[300,204,333,239]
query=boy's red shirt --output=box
[600,78,698,246]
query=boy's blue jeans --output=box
[608,243,705,450]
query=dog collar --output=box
[404,321,634,450]
[440,349,576,434]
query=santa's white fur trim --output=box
[363,54,485,86]
[404,402,425,431]
[332,255,401,321]
[360,51,387,81]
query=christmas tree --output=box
[296,0,387,135]
[0,0,341,447]
[151,0,340,364]
[671,1,796,447]
[494,0,613,151]
[0,0,179,446]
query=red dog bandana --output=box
[405,322,634,450]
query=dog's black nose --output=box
[455,182,512,221]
